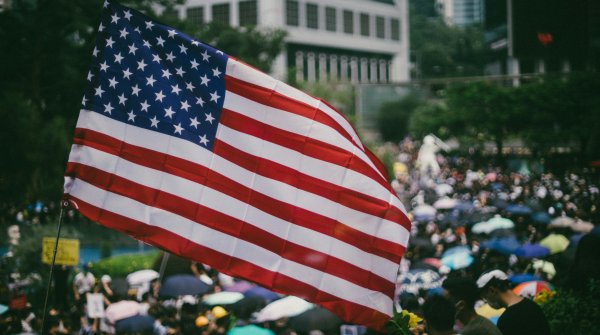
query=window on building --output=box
[306,3,318,29]
[325,7,336,32]
[391,18,400,40]
[212,3,230,25]
[360,13,370,36]
[286,0,299,26]
[186,6,204,26]
[343,10,353,34]
[239,0,257,26]
[376,16,385,38]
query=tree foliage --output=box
[377,94,424,143]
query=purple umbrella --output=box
[224,280,254,293]
[244,286,280,303]
[514,243,550,259]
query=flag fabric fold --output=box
[63,1,411,329]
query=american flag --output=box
[64,1,410,329]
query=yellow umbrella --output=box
[476,303,505,319]
[539,234,569,254]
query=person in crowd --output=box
[73,263,96,305]
[418,294,456,335]
[442,276,502,335]
[477,269,550,335]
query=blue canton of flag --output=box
[82,0,226,150]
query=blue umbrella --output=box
[455,201,475,212]
[115,314,155,333]
[159,274,211,298]
[441,252,474,270]
[514,243,550,259]
[505,204,533,216]
[509,273,542,284]
[243,286,280,303]
[481,237,520,255]
[442,246,471,258]
[532,212,551,224]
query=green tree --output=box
[377,94,424,142]
[410,6,489,79]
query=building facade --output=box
[174,0,410,83]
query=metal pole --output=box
[158,252,170,283]
[40,202,67,335]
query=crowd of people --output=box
[386,137,600,335]
[1,136,600,335]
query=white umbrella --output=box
[203,291,244,305]
[570,220,594,233]
[413,205,437,217]
[435,184,453,196]
[254,296,314,322]
[548,215,575,228]
[105,300,140,324]
[126,269,159,286]
[433,197,458,210]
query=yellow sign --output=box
[42,237,80,266]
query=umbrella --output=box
[531,260,556,280]
[476,303,505,319]
[549,215,575,228]
[514,243,550,259]
[539,234,570,254]
[512,281,553,298]
[243,286,280,303]
[489,228,516,238]
[229,324,275,335]
[224,280,255,293]
[254,296,314,322]
[231,296,267,320]
[115,314,155,333]
[455,201,475,212]
[105,300,141,324]
[570,220,594,233]
[397,269,442,295]
[435,184,454,196]
[126,269,159,286]
[442,246,471,258]
[505,204,533,215]
[441,252,474,270]
[480,237,520,255]
[433,197,457,210]
[159,274,211,298]
[423,257,443,269]
[203,291,245,306]
[509,273,542,284]
[472,216,514,234]
[413,205,437,221]
[288,307,343,332]
[532,212,551,224]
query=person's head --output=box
[476,269,510,309]
[442,276,479,319]
[422,294,455,334]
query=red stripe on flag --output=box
[225,76,359,150]
[65,194,392,330]
[212,130,410,233]
[219,108,393,194]
[64,162,396,295]
[71,129,406,262]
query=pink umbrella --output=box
[512,281,552,298]
[105,300,141,324]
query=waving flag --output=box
[64,1,410,329]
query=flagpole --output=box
[40,201,67,335]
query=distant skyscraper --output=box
[436,0,483,27]
[171,0,410,83]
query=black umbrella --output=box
[159,274,211,298]
[115,314,155,334]
[230,296,266,320]
[289,307,342,332]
